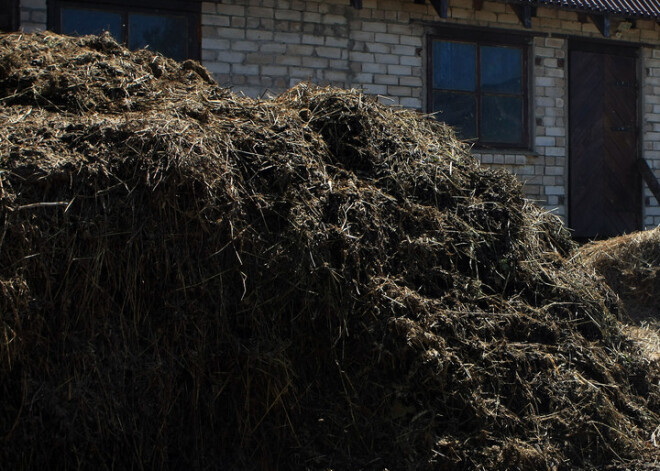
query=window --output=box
[49,0,200,61]
[428,30,529,148]
[0,0,19,32]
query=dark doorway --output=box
[569,42,641,239]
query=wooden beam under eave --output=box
[473,0,484,11]
[512,4,534,28]
[350,0,363,9]
[591,14,611,37]
[430,0,449,18]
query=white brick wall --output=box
[18,0,46,32]
[641,47,660,228]
[202,0,426,106]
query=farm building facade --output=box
[6,0,660,238]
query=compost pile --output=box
[579,227,660,323]
[1,32,659,470]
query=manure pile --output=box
[580,227,660,323]
[1,32,659,470]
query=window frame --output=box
[47,0,201,60]
[427,28,532,150]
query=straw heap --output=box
[1,32,659,470]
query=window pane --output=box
[129,13,188,61]
[481,95,523,143]
[61,8,122,39]
[432,91,477,139]
[432,41,476,92]
[480,45,522,93]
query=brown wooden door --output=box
[569,44,641,239]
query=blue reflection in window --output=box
[129,13,188,61]
[481,46,522,94]
[481,95,522,143]
[432,91,477,139]
[61,8,122,39]
[432,40,476,92]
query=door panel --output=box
[569,46,640,239]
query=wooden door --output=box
[569,44,641,239]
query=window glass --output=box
[480,45,522,94]
[481,95,523,143]
[432,41,476,92]
[61,7,122,39]
[129,13,188,61]
[432,91,477,139]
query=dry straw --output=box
[1,32,659,470]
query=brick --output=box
[329,59,349,70]
[387,23,415,35]
[232,40,260,52]
[354,72,375,83]
[315,46,342,59]
[374,74,398,85]
[325,70,348,83]
[536,136,556,146]
[392,44,416,56]
[202,3,217,14]
[350,51,375,63]
[275,10,302,21]
[261,43,287,54]
[201,38,230,50]
[276,32,303,44]
[362,22,387,32]
[322,14,347,24]
[303,12,321,23]
[545,37,564,48]
[545,185,565,195]
[232,64,259,75]
[374,32,400,44]
[231,17,246,28]
[400,35,423,47]
[374,53,399,65]
[400,97,422,109]
[289,67,316,78]
[325,37,349,48]
[361,62,387,73]
[351,31,375,42]
[216,4,244,16]
[302,56,329,68]
[362,83,388,94]
[220,51,245,63]
[545,127,565,137]
[276,55,301,66]
[215,28,245,39]
[302,34,324,45]
[246,30,274,41]
[366,42,391,53]
[387,64,412,76]
[535,76,555,87]
[261,65,287,76]
[246,52,273,65]
[400,55,422,67]
[205,62,230,74]
[399,76,422,87]
[247,7,274,18]
[204,15,231,26]
[545,147,566,157]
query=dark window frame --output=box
[47,0,201,60]
[0,0,20,32]
[427,27,532,149]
